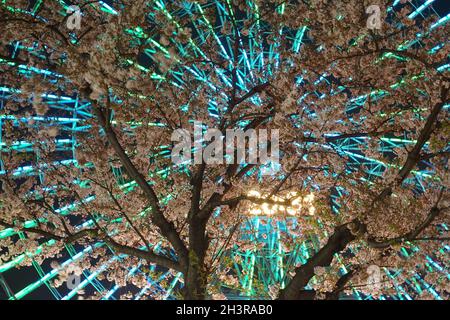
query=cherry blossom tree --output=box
[0,0,448,300]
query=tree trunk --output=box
[183,260,207,300]
[183,217,209,300]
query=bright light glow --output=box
[247,190,315,216]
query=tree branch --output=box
[278,222,362,299]
[91,101,188,267]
